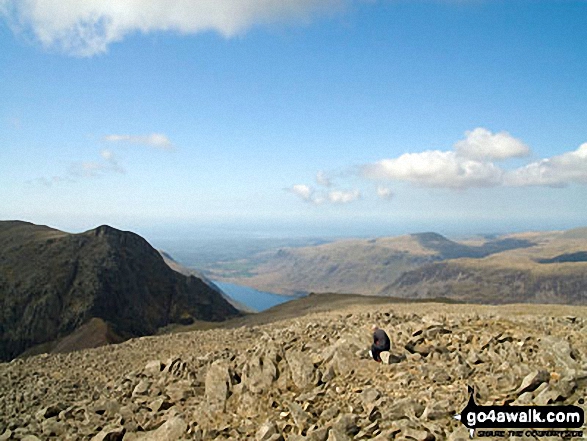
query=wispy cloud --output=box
[32,175,73,187]
[0,0,348,56]
[68,149,125,177]
[103,133,173,150]
[316,171,332,187]
[286,184,361,205]
[376,186,394,200]
[32,149,124,186]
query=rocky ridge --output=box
[0,302,585,440]
[0,221,240,360]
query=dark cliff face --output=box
[0,221,240,361]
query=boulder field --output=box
[0,302,585,440]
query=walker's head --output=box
[372,324,378,331]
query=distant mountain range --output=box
[0,221,240,361]
[218,228,587,305]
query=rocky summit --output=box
[0,301,585,440]
[0,221,240,361]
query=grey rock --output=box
[320,406,339,422]
[422,401,450,420]
[205,361,231,412]
[148,397,173,412]
[384,398,424,420]
[132,380,150,397]
[306,427,329,441]
[286,350,318,390]
[91,425,125,441]
[288,402,312,432]
[540,336,579,369]
[35,402,67,419]
[403,427,435,441]
[126,416,187,441]
[360,388,381,406]
[243,355,277,394]
[144,360,163,376]
[256,420,280,441]
[165,380,192,403]
[41,418,65,437]
[516,370,550,394]
[332,414,359,437]
[327,428,351,441]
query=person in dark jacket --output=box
[370,325,390,362]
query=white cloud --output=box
[316,171,332,187]
[364,150,503,189]
[327,189,360,203]
[505,143,587,187]
[289,184,315,202]
[363,131,587,190]
[103,133,173,150]
[454,127,530,160]
[376,186,394,200]
[0,0,347,56]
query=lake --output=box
[214,281,305,312]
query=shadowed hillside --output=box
[0,221,240,361]
[213,228,585,305]
[381,231,587,304]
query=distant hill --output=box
[382,231,587,304]
[219,228,586,305]
[218,232,536,296]
[0,221,240,361]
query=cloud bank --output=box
[363,128,587,190]
[505,143,587,187]
[0,0,347,56]
[288,128,587,204]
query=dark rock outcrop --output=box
[0,221,240,361]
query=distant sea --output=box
[214,281,305,312]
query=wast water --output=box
[214,281,305,312]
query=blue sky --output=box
[1,0,586,239]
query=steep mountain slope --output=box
[220,233,536,295]
[159,250,254,313]
[0,221,240,361]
